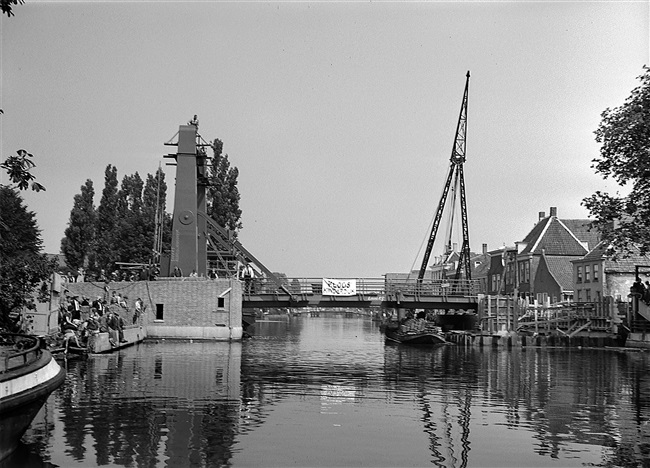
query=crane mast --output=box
[418,71,472,282]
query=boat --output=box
[0,333,66,461]
[383,318,447,346]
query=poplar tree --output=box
[61,179,96,271]
[208,138,242,235]
[583,66,650,257]
[95,165,119,270]
[114,172,149,264]
[143,168,170,260]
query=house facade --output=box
[572,241,650,304]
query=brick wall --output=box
[66,278,243,340]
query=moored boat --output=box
[383,318,447,346]
[0,333,66,461]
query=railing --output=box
[244,277,479,298]
[0,333,42,374]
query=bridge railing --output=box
[246,277,479,298]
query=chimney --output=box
[538,211,545,221]
[550,206,557,217]
[482,243,488,254]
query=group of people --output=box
[171,266,221,279]
[60,267,161,284]
[58,292,146,352]
[631,277,650,306]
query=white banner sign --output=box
[322,278,357,296]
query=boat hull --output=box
[383,320,447,346]
[385,329,447,346]
[1,343,65,462]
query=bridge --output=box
[161,74,477,315]
[242,277,479,311]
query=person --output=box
[70,296,81,320]
[91,296,103,316]
[208,268,218,280]
[189,269,198,277]
[631,277,645,297]
[85,313,100,350]
[173,266,183,278]
[60,311,82,352]
[116,312,127,343]
[106,310,119,347]
[241,263,255,293]
[133,297,146,324]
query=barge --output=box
[0,333,65,461]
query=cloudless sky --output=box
[1,1,648,278]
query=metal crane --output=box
[417,71,472,283]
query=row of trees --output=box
[60,165,171,276]
[59,138,242,278]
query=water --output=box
[7,314,650,467]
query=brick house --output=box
[533,252,575,304]
[572,241,650,304]
[514,207,600,302]
[485,246,517,295]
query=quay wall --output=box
[445,331,626,348]
[65,278,243,341]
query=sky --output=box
[1,1,648,278]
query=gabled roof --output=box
[542,255,576,290]
[576,240,650,273]
[561,219,601,251]
[471,253,491,278]
[519,217,594,256]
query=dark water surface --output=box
[7,314,650,467]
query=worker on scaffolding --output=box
[240,263,255,294]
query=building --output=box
[514,207,600,302]
[572,241,650,304]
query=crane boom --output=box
[418,71,471,282]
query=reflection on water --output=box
[11,314,650,467]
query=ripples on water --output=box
[7,314,650,467]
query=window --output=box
[586,289,591,302]
[156,304,164,320]
[576,289,582,301]
[593,264,599,282]
[218,297,225,308]
[585,265,591,283]
[577,266,583,283]
[519,261,530,284]
[524,262,530,283]
[596,291,601,302]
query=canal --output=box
[6,313,650,467]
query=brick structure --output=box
[66,278,243,341]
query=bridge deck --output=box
[242,277,478,310]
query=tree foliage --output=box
[94,165,119,270]
[1,0,23,17]
[0,149,46,192]
[61,179,96,271]
[208,138,242,235]
[583,66,650,257]
[61,165,171,276]
[0,147,52,331]
[0,186,54,331]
